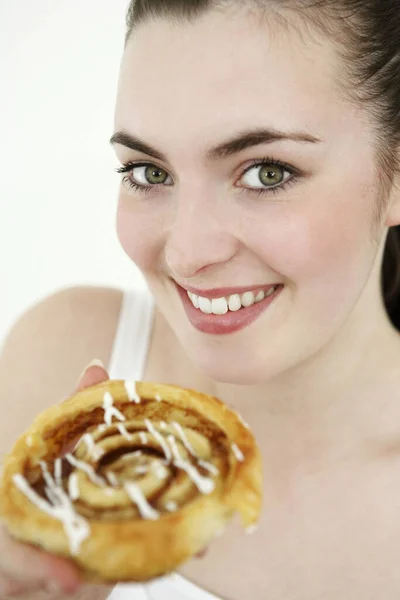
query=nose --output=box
[164,191,239,280]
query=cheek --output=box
[248,181,376,293]
[116,198,162,271]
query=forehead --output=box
[114,9,345,154]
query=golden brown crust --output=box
[0,381,262,582]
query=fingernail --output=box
[77,358,105,382]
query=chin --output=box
[187,349,277,386]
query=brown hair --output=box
[124,0,400,327]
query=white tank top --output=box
[107,286,222,600]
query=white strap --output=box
[108,286,154,381]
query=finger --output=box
[76,358,110,392]
[0,527,81,593]
[59,360,110,404]
[75,359,109,392]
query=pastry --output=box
[0,380,262,582]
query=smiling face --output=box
[112,6,386,384]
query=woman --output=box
[1,0,400,597]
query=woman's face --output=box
[113,7,384,384]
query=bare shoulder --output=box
[0,284,124,384]
[0,285,123,458]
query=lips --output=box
[175,282,283,335]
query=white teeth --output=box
[188,292,200,308]
[241,291,255,307]
[198,296,212,314]
[212,297,228,315]
[228,294,242,312]
[187,286,278,314]
[255,290,265,302]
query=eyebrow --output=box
[109,127,322,163]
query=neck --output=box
[209,286,400,466]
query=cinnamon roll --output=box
[0,381,262,582]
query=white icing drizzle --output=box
[134,465,149,474]
[65,454,106,487]
[171,422,218,476]
[106,472,119,487]
[124,380,141,403]
[117,423,133,441]
[172,421,197,457]
[122,450,142,460]
[102,392,126,426]
[197,459,219,475]
[167,436,215,495]
[44,484,60,506]
[144,419,172,461]
[159,421,167,429]
[166,422,219,476]
[124,482,160,520]
[13,471,90,556]
[68,473,79,501]
[152,463,168,480]
[164,501,178,512]
[98,424,107,433]
[79,433,104,460]
[155,394,162,402]
[231,443,245,462]
[54,458,62,487]
[237,413,250,429]
[40,461,56,490]
[139,432,148,444]
[17,471,56,515]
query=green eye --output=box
[240,161,291,192]
[258,164,284,186]
[116,157,298,198]
[144,166,169,185]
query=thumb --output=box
[59,360,110,404]
[76,359,110,392]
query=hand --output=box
[0,360,110,597]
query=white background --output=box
[0,0,145,346]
